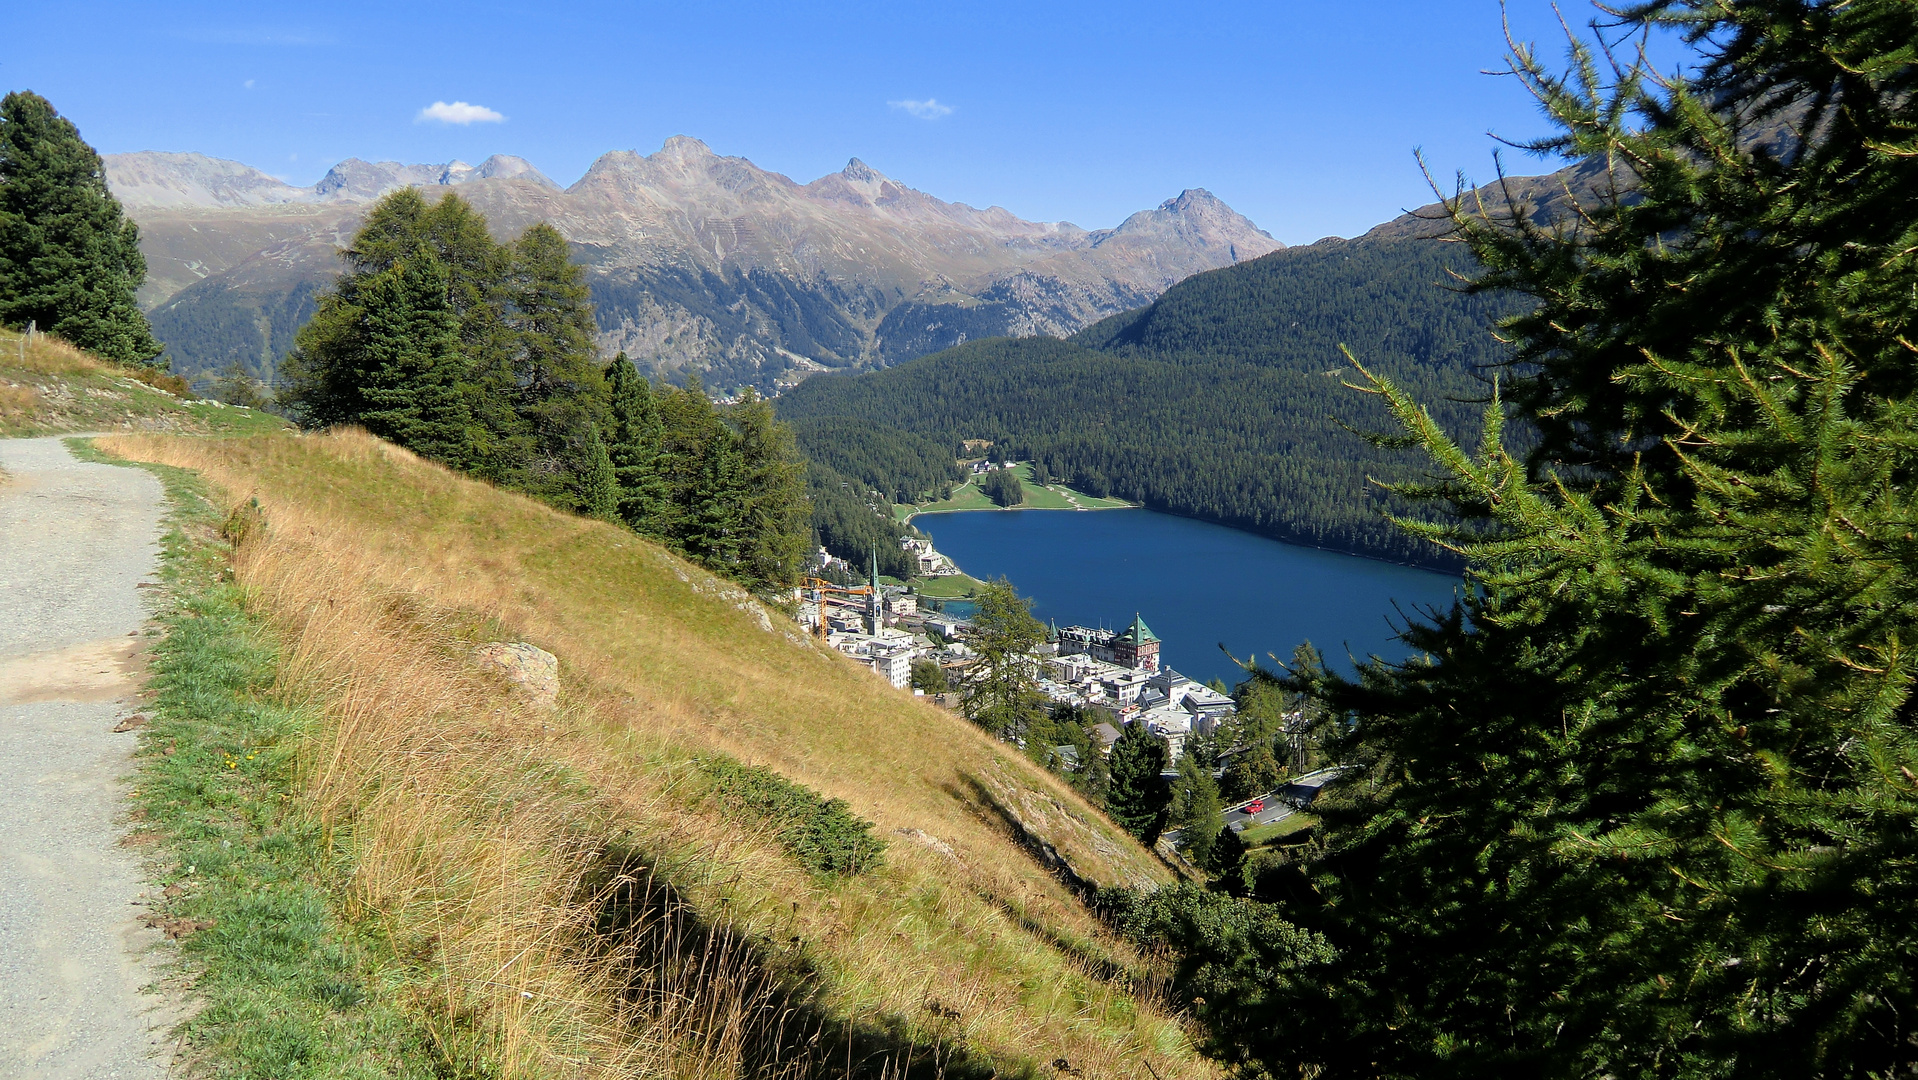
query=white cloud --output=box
[416,100,505,125]
[888,98,954,120]
[243,79,255,89]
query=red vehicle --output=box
[1243,799,1265,815]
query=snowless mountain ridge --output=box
[104,151,559,209]
[107,138,1282,390]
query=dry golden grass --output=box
[100,428,1206,1080]
[0,327,281,437]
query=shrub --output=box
[699,758,886,877]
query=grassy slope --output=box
[101,428,1203,1080]
[86,448,452,1076]
[913,574,982,600]
[900,465,1133,519]
[0,328,289,438]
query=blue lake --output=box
[913,508,1460,688]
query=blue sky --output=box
[9,1,1688,244]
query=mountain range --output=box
[107,140,1280,389]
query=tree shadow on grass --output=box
[579,843,1032,1080]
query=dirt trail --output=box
[0,436,175,1079]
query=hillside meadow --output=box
[99,426,1205,1080]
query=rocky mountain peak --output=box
[657,135,717,163]
[124,137,1284,391]
[841,157,884,184]
[1095,186,1281,260]
[475,154,557,188]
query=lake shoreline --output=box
[910,502,1459,576]
[912,507,1460,685]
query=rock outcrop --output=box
[474,641,560,710]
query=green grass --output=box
[913,572,982,599]
[900,480,997,516]
[896,464,1133,520]
[1239,813,1317,848]
[0,329,291,438]
[88,445,453,1078]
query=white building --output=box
[1139,705,1194,761]
[829,629,918,689]
[924,613,967,639]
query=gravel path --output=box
[0,436,175,1079]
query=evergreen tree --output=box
[0,91,160,364]
[1171,751,1225,870]
[730,388,812,590]
[1076,750,1112,807]
[1106,723,1169,845]
[909,658,949,694]
[656,375,724,542]
[505,223,606,508]
[958,578,1048,736]
[281,188,521,470]
[1220,740,1283,804]
[353,249,476,467]
[1208,823,1246,886]
[978,466,1024,507]
[605,353,670,533]
[276,188,812,596]
[1225,4,1918,1077]
[575,424,619,522]
[210,359,272,409]
[685,429,746,572]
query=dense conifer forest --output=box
[778,236,1522,567]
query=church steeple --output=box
[865,545,882,634]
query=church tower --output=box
[865,546,882,635]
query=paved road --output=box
[0,436,175,1079]
[1223,769,1345,833]
[1224,800,1295,832]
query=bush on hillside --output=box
[699,757,886,878]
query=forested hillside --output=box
[778,236,1523,567]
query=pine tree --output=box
[354,248,475,466]
[604,353,670,533]
[1171,751,1225,870]
[210,359,272,409]
[1106,723,1169,845]
[574,424,620,522]
[655,376,724,545]
[1208,823,1246,886]
[506,222,605,507]
[909,658,949,694]
[730,388,812,590]
[281,189,515,449]
[0,91,160,364]
[958,578,1048,736]
[1219,739,1283,804]
[1235,4,1918,1077]
[686,429,746,572]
